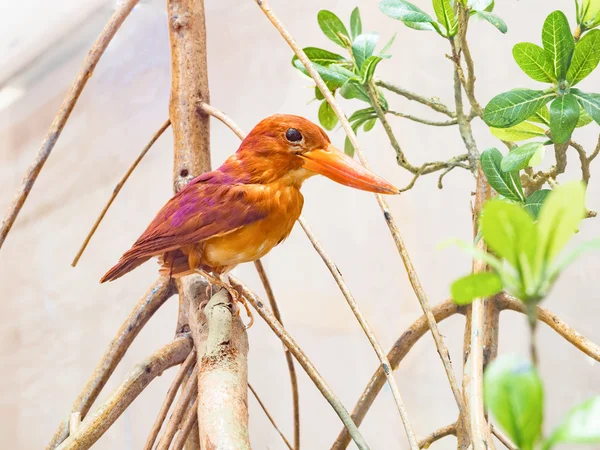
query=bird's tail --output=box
[100,255,151,283]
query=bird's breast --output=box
[202,183,304,268]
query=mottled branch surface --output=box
[0,0,141,251]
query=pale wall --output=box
[1,1,598,449]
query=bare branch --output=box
[332,300,465,450]
[47,278,175,449]
[497,294,600,361]
[589,134,600,163]
[375,80,456,117]
[229,275,371,450]
[418,422,457,448]
[253,260,300,450]
[570,140,591,184]
[387,110,458,127]
[199,102,246,140]
[55,336,193,450]
[491,424,518,450]
[171,397,199,450]
[249,383,294,450]
[143,350,196,450]
[298,218,419,449]
[0,0,141,252]
[72,119,171,266]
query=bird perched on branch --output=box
[101,114,398,319]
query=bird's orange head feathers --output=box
[221,114,400,194]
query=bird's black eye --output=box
[285,128,303,143]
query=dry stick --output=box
[199,102,246,140]
[298,218,418,448]
[47,278,175,450]
[229,275,371,450]
[374,79,456,117]
[143,350,197,450]
[387,110,459,127]
[253,259,300,450]
[0,0,140,252]
[72,119,171,266]
[255,0,466,431]
[491,425,518,450]
[156,369,199,450]
[498,294,600,361]
[332,299,465,450]
[418,422,457,448]
[55,336,193,450]
[172,397,200,450]
[249,383,294,450]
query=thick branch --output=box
[0,0,140,252]
[229,275,371,450]
[55,337,193,450]
[332,300,465,450]
[47,278,175,449]
[298,218,418,449]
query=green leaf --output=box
[468,0,494,11]
[340,80,371,102]
[318,10,351,47]
[490,122,547,142]
[576,107,593,126]
[363,118,376,131]
[360,55,384,83]
[379,0,436,24]
[480,148,525,202]
[513,43,556,83]
[344,136,355,157]
[548,237,600,282]
[380,33,397,56]
[567,30,600,84]
[501,142,546,172]
[484,89,555,128]
[484,355,544,450]
[315,85,325,100]
[583,0,600,26]
[537,181,587,269]
[293,61,358,88]
[571,88,600,124]
[291,47,347,68]
[549,94,580,144]
[451,272,503,305]
[545,396,600,449]
[529,105,551,125]
[318,101,338,131]
[481,200,538,289]
[542,11,575,80]
[404,21,437,32]
[350,7,362,40]
[349,107,378,123]
[433,0,457,36]
[524,189,551,219]
[474,11,508,34]
[352,33,379,69]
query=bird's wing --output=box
[122,172,269,260]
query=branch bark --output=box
[55,336,193,450]
[0,0,141,251]
[47,278,175,449]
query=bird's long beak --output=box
[300,144,400,194]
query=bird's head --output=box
[233,114,399,194]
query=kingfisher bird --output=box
[101,114,398,313]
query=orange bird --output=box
[101,114,398,295]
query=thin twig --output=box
[156,369,199,450]
[144,350,196,450]
[229,275,371,450]
[589,134,600,163]
[171,397,199,450]
[72,119,171,266]
[253,260,300,450]
[332,300,465,450]
[249,383,294,450]
[491,424,518,450]
[418,422,457,448]
[375,79,456,117]
[47,278,175,450]
[199,102,246,140]
[497,294,600,361]
[387,110,458,126]
[298,218,418,448]
[0,0,141,252]
[452,51,479,173]
[55,337,193,450]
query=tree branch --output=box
[171,397,199,450]
[418,422,457,448]
[375,79,456,117]
[332,300,465,450]
[298,218,419,449]
[72,119,171,266]
[387,110,458,127]
[229,275,371,450]
[249,383,294,450]
[55,336,193,450]
[0,0,141,252]
[47,278,175,449]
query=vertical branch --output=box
[0,0,141,251]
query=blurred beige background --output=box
[1,0,598,448]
